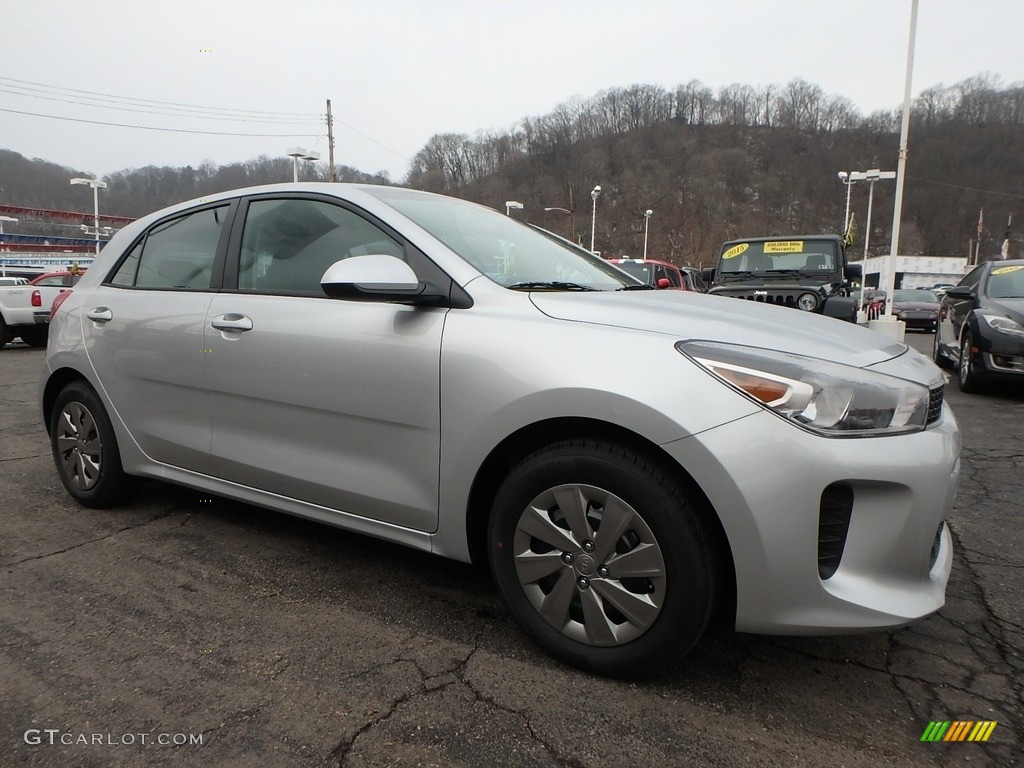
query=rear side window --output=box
[111,206,228,289]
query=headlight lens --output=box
[797,292,819,311]
[676,341,930,436]
[978,313,1024,339]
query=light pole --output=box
[505,201,524,216]
[590,185,601,253]
[838,171,863,232]
[70,178,108,255]
[856,170,897,322]
[544,206,574,240]
[285,147,320,182]
[643,209,653,259]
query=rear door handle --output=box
[210,313,253,332]
[86,307,113,322]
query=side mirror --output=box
[701,266,715,283]
[320,254,445,305]
[656,277,671,289]
[843,263,863,280]
[943,285,973,300]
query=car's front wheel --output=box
[50,381,132,507]
[932,325,954,369]
[958,330,983,393]
[488,440,717,678]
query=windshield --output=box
[365,188,632,291]
[988,264,1024,298]
[719,240,838,274]
[893,289,938,303]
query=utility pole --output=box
[326,99,336,182]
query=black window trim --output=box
[102,199,239,292]
[219,191,470,307]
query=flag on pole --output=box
[1001,214,1012,260]
[843,212,856,247]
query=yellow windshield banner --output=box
[991,265,1024,275]
[722,243,749,259]
[763,241,804,253]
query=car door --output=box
[81,203,232,469]
[203,195,446,532]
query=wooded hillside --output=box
[1,73,1021,265]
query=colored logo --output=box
[920,721,997,742]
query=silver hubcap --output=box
[960,335,972,382]
[56,401,102,490]
[513,484,666,646]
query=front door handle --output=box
[210,313,254,332]
[86,307,113,323]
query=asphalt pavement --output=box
[1,333,1021,767]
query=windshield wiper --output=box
[719,270,758,279]
[617,283,655,291]
[507,281,599,291]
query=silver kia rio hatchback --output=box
[41,183,960,677]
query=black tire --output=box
[488,439,717,678]
[20,327,49,348]
[50,381,132,508]
[932,325,953,369]
[0,315,9,349]
[958,330,983,394]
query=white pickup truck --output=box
[0,272,83,348]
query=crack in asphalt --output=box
[328,627,575,768]
[897,521,1024,762]
[1,508,180,568]
[0,453,49,462]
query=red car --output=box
[608,259,705,291]
[29,269,87,289]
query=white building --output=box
[857,254,969,290]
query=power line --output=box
[0,107,321,138]
[0,75,318,118]
[915,177,1024,200]
[0,84,323,125]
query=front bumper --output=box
[662,405,960,634]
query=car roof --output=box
[607,258,678,267]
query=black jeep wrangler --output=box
[703,235,863,322]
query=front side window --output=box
[110,206,227,289]
[238,199,404,295]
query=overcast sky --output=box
[2,0,1022,186]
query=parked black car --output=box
[933,259,1024,392]
[892,289,941,332]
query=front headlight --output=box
[676,341,930,437]
[797,292,819,311]
[978,312,1024,339]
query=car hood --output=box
[894,301,940,311]
[529,290,907,369]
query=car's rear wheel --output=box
[0,316,9,349]
[488,439,717,678]
[50,381,132,508]
[958,330,983,393]
[20,327,48,347]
